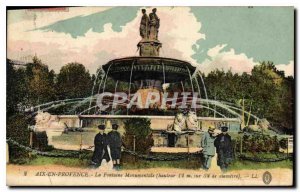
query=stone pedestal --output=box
[137,40,162,57]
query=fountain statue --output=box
[139,9,149,39]
[100,8,197,114]
[137,8,162,57]
[148,8,160,40]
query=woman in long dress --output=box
[90,125,110,168]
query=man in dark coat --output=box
[107,124,122,170]
[90,124,110,168]
[214,126,233,172]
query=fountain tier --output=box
[102,56,196,83]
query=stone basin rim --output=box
[102,56,197,82]
[103,56,196,70]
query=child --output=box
[108,124,122,170]
[90,124,110,168]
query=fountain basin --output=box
[102,56,196,83]
[40,114,241,151]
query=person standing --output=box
[214,126,233,172]
[108,124,122,170]
[90,125,110,168]
[201,127,216,170]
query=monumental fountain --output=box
[31,8,262,152]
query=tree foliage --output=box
[7,114,31,162]
[203,61,294,131]
[241,134,280,153]
[24,56,56,105]
[122,118,153,153]
[7,57,294,137]
[56,62,93,99]
[7,60,27,116]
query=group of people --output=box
[201,126,234,172]
[90,124,122,170]
[91,122,233,172]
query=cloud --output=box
[198,44,259,75]
[158,7,205,64]
[276,61,294,77]
[7,7,293,77]
[207,44,227,58]
[7,7,204,74]
[197,44,294,77]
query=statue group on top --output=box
[140,8,160,41]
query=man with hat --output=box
[108,124,122,170]
[201,127,216,170]
[214,126,233,172]
[90,124,110,168]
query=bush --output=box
[7,114,31,162]
[241,134,280,153]
[279,138,288,149]
[7,114,53,163]
[122,118,153,153]
[32,131,50,151]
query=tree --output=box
[7,114,31,162]
[202,61,294,131]
[123,118,153,153]
[56,62,93,99]
[7,59,27,116]
[249,61,289,125]
[25,56,56,105]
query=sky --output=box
[7,6,294,76]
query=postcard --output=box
[6,6,294,186]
